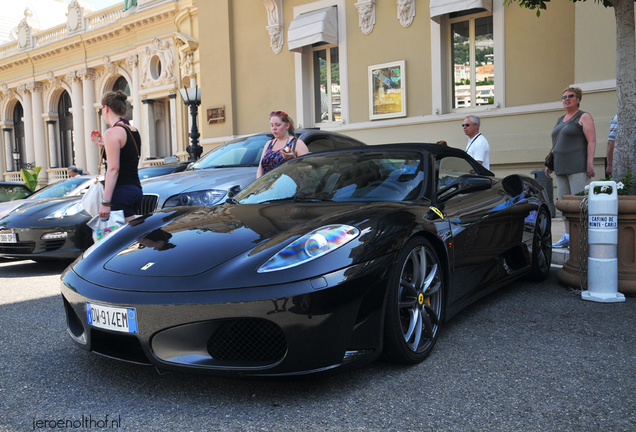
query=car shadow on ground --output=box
[0,258,72,277]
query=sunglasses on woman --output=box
[270,110,289,121]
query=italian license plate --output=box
[86,302,138,333]
[0,233,16,243]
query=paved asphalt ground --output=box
[0,257,634,432]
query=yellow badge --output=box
[418,293,424,305]
[430,206,444,219]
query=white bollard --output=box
[582,180,625,303]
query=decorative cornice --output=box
[126,54,139,69]
[17,84,29,95]
[174,33,198,80]
[47,71,63,90]
[26,82,44,93]
[103,55,118,75]
[356,0,376,35]
[261,0,283,54]
[67,0,87,33]
[397,0,415,28]
[65,71,80,83]
[77,68,96,81]
[121,11,177,34]
[141,38,176,88]
[0,83,16,101]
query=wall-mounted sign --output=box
[207,106,225,124]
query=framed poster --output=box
[369,61,406,120]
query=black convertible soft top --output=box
[296,142,495,177]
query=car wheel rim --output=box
[535,211,552,273]
[398,245,442,353]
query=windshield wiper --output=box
[201,164,256,169]
[292,197,332,203]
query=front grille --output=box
[138,194,159,215]
[91,329,151,365]
[207,318,287,362]
[0,242,36,254]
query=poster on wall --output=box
[369,61,406,120]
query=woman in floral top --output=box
[257,111,308,178]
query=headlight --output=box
[257,225,359,273]
[44,201,86,219]
[163,190,227,208]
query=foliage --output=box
[503,0,615,17]
[575,172,633,196]
[20,167,42,192]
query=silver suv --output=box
[138,129,366,214]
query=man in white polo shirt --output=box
[463,115,490,169]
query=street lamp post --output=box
[179,79,202,162]
[12,150,20,172]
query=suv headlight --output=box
[45,201,86,219]
[163,190,227,208]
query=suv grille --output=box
[138,194,159,215]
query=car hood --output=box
[0,196,86,226]
[141,167,258,201]
[0,199,32,220]
[73,201,427,292]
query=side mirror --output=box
[437,175,492,202]
[227,185,241,198]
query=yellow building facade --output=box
[197,0,619,180]
[0,0,199,186]
[0,0,622,186]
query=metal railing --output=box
[0,4,127,59]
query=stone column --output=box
[46,119,58,168]
[79,68,98,176]
[66,71,86,172]
[169,93,178,157]
[2,127,12,172]
[141,99,154,163]
[127,54,142,128]
[16,85,35,167]
[28,82,48,184]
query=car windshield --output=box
[29,177,90,199]
[188,135,272,170]
[139,165,185,179]
[235,151,425,204]
[0,184,30,201]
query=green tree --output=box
[505,0,636,193]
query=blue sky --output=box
[65,0,123,11]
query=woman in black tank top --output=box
[91,90,142,222]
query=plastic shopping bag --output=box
[87,210,125,243]
[81,178,104,217]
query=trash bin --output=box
[531,169,555,217]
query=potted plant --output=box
[556,173,636,295]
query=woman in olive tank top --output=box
[545,86,597,248]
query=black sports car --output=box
[61,144,552,378]
[0,165,189,261]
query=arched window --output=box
[12,103,25,171]
[58,91,74,168]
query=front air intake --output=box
[207,318,287,363]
